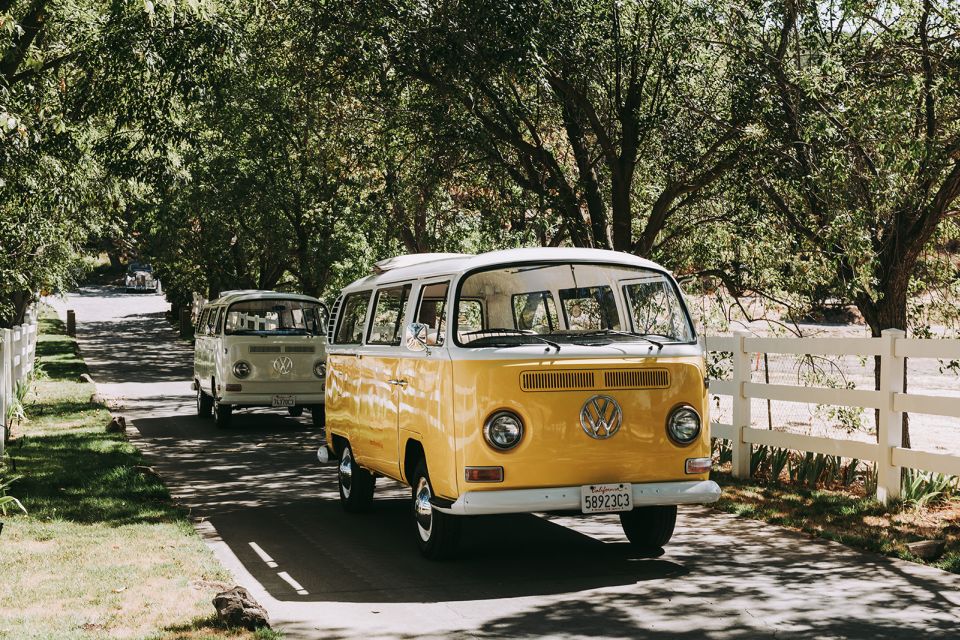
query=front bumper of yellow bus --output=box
[432,479,720,515]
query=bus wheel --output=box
[338,443,375,512]
[411,460,461,560]
[196,387,213,418]
[311,404,325,429]
[620,505,677,549]
[287,406,304,417]
[213,399,233,429]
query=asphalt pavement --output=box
[49,286,960,639]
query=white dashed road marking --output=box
[277,570,309,596]
[248,541,278,568]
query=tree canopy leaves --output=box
[1,0,959,345]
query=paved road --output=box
[51,287,960,639]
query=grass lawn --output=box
[712,470,960,574]
[0,308,279,640]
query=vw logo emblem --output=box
[580,395,623,440]
[272,356,293,375]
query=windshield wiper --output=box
[572,329,666,349]
[466,329,561,352]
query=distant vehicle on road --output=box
[323,248,720,559]
[193,290,329,429]
[125,262,160,293]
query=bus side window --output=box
[415,281,450,346]
[196,308,210,336]
[368,285,412,346]
[457,299,484,336]
[512,291,558,334]
[335,292,372,344]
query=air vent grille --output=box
[520,371,596,392]
[604,368,670,389]
[327,294,344,343]
[284,345,316,353]
[249,346,282,353]
[520,368,671,391]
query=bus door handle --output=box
[387,379,408,388]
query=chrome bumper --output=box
[434,480,721,516]
[217,393,325,406]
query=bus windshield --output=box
[454,263,694,347]
[225,299,327,336]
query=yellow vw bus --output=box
[324,248,719,559]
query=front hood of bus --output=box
[224,335,326,381]
[451,349,710,491]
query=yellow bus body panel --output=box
[328,353,709,503]
[448,356,710,497]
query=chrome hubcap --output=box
[339,449,353,499]
[414,476,433,542]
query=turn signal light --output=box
[464,466,504,483]
[685,457,712,474]
[225,383,242,392]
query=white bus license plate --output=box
[272,395,296,408]
[581,483,632,514]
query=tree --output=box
[744,0,960,337]
[738,0,960,445]
[358,0,750,259]
[0,0,239,324]
[1,0,106,325]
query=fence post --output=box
[66,309,76,337]
[180,308,193,338]
[731,330,752,479]
[1,328,11,456]
[877,328,906,505]
[26,312,36,377]
[11,325,22,384]
[24,306,36,377]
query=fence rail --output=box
[1,305,40,456]
[705,330,960,504]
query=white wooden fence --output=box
[705,330,960,505]
[1,306,40,456]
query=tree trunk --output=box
[610,171,632,252]
[1,291,29,328]
[865,282,911,449]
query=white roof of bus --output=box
[342,247,669,291]
[207,290,322,306]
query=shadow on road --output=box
[72,284,155,299]
[78,313,193,384]
[131,404,682,603]
[209,499,684,604]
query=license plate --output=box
[581,483,632,514]
[272,395,296,408]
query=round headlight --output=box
[232,361,251,379]
[667,405,701,445]
[483,410,524,451]
[313,361,326,378]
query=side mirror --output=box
[405,322,430,353]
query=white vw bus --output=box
[193,290,328,428]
